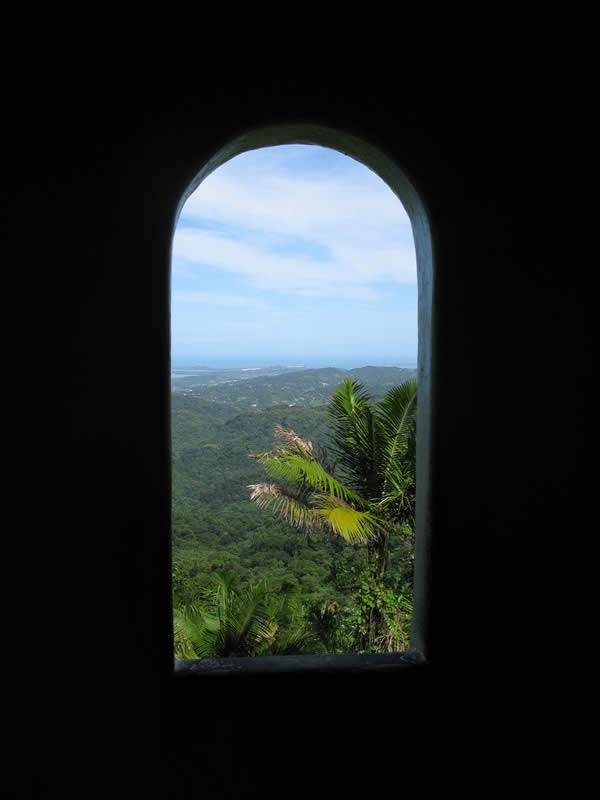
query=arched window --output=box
[169,125,434,674]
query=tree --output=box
[173,570,318,658]
[248,377,417,651]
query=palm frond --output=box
[255,620,278,648]
[212,569,236,624]
[273,424,314,455]
[254,449,365,506]
[314,494,387,544]
[325,378,379,495]
[230,583,269,643]
[248,482,322,531]
[249,425,314,462]
[375,380,417,499]
[375,381,417,463]
[326,379,373,452]
[314,443,336,475]
[173,603,218,658]
[269,621,317,655]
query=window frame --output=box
[167,123,435,680]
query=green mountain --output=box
[170,380,415,612]
[172,365,417,412]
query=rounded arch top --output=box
[175,123,431,258]
[171,122,436,660]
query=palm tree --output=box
[248,377,417,651]
[173,570,318,658]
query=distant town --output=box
[171,364,418,412]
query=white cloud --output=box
[172,225,415,302]
[180,166,412,246]
[172,146,416,302]
[170,146,418,359]
[171,289,263,308]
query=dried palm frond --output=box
[248,482,322,532]
[273,424,314,455]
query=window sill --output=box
[173,648,426,678]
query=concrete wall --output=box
[18,14,595,793]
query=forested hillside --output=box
[171,368,417,656]
[172,398,360,598]
[172,365,417,411]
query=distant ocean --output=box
[170,356,417,378]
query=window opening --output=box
[170,140,426,664]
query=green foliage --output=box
[325,377,417,528]
[248,377,417,651]
[308,600,345,654]
[172,365,418,413]
[351,561,414,652]
[170,369,418,656]
[173,570,319,658]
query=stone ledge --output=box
[173,648,426,677]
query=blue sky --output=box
[170,145,417,368]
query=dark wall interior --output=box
[15,11,596,794]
